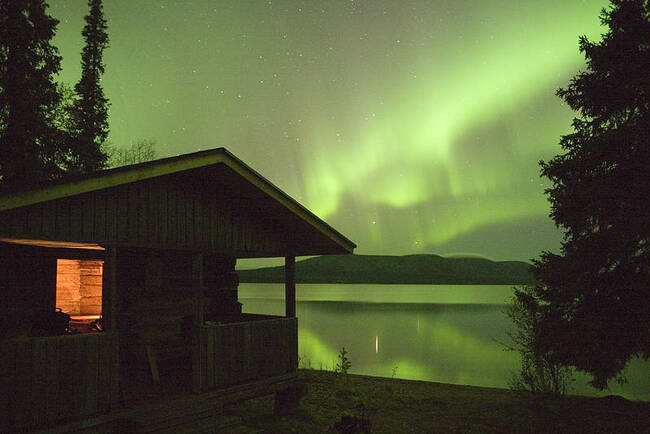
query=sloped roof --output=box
[0,148,356,255]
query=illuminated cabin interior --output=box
[0,238,106,337]
[56,259,103,332]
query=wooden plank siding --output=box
[42,200,57,238]
[0,332,119,432]
[194,316,298,392]
[0,175,287,256]
[0,247,58,337]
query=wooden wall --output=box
[116,248,200,382]
[0,244,57,338]
[56,259,103,315]
[0,332,119,432]
[194,316,298,391]
[203,254,241,322]
[115,247,254,392]
[0,173,290,256]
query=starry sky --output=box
[50,0,607,262]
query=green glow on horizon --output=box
[50,0,609,259]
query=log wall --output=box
[0,332,119,432]
[56,259,103,315]
[115,249,244,377]
[56,260,81,314]
[80,260,103,314]
[116,248,199,381]
[194,316,298,392]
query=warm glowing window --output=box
[55,259,103,329]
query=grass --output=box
[224,370,650,433]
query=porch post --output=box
[285,256,296,318]
[191,252,204,393]
[100,245,120,410]
[191,252,204,325]
[101,246,117,332]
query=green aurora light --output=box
[50,0,608,260]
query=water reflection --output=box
[239,283,649,400]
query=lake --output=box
[239,283,649,401]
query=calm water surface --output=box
[239,283,649,400]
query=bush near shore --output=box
[225,370,650,433]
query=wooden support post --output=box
[101,246,117,332]
[46,256,58,312]
[145,344,160,383]
[192,253,205,326]
[100,246,119,410]
[285,256,296,318]
[191,252,204,394]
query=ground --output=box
[224,370,650,433]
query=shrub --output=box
[505,285,573,395]
[336,347,352,375]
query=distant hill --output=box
[237,254,534,285]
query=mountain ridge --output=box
[237,254,534,285]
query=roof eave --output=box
[0,148,356,254]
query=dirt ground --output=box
[224,370,650,433]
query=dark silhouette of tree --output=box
[105,138,158,167]
[517,0,650,390]
[68,0,109,173]
[0,0,66,190]
[506,285,573,395]
[52,83,76,136]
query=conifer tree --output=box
[69,0,109,173]
[0,0,66,190]
[519,0,650,389]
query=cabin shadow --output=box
[0,148,355,432]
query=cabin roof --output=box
[0,148,355,256]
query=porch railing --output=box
[193,315,298,392]
[0,332,119,431]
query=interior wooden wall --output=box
[116,248,196,381]
[56,259,103,315]
[56,260,80,314]
[203,253,241,321]
[115,248,242,387]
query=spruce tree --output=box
[69,0,109,173]
[0,0,66,190]
[519,0,650,389]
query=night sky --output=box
[50,0,607,262]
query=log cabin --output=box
[0,148,355,432]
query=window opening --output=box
[55,259,103,333]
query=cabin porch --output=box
[193,314,298,392]
[0,242,300,432]
[0,313,299,432]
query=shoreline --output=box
[225,370,650,433]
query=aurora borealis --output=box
[50,0,608,261]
